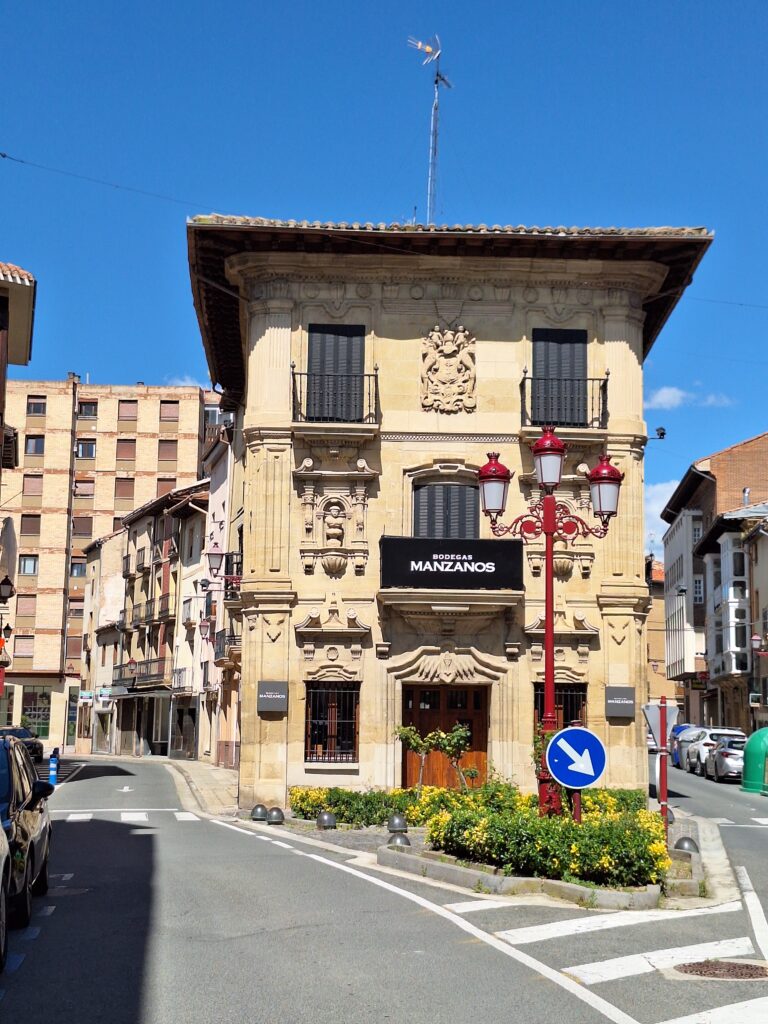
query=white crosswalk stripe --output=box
[120,811,148,823]
[564,936,754,985]
[495,900,741,945]
[174,811,200,821]
[658,996,768,1024]
[444,899,515,914]
[65,813,92,822]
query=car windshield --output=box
[711,732,744,743]
[724,740,745,751]
[0,727,33,739]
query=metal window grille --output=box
[305,683,360,763]
[533,684,587,730]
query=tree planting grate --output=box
[676,960,768,980]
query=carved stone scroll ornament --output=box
[420,325,476,414]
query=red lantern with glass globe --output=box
[586,454,624,526]
[531,427,566,491]
[477,452,512,523]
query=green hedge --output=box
[427,806,669,887]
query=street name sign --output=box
[545,727,607,790]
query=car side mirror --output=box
[31,779,55,807]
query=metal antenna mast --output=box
[408,35,452,224]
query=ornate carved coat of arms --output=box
[420,325,476,413]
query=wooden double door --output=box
[402,685,489,789]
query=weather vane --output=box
[408,35,452,225]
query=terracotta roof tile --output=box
[188,214,712,240]
[0,261,35,284]
[650,560,665,583]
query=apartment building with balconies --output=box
[189,215,711,808]
[662,432,768,725]
[0,376,217,747]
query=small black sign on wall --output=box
[605,686,636,719]
[258,681,288,714]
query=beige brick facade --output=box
[0,377,216,745]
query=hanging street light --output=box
[477,427,624,816]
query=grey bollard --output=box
[251,804,269,822]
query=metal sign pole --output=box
[659,695,669,844]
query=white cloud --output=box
[165,374,209,388]
[644,386,691,410]
[701,393,733,408]
[645,480,679,559]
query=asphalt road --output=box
[3,759,768,1024]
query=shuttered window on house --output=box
[531,328,588,427]
[413,483,479,540]
[116,438,136,459]
[306,324,365,422]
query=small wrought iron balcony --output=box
[136,547,148,573]
[172,667,193,693]
[158,593,176,621]
[122,554,134,578]
[113,656,170,686]
[291,368,379,424]
[224,552,243,601]
[520,371,609,430]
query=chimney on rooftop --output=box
[743,487,751,506]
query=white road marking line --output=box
[50,808,179,814]
[121,811,149,823]
[444,899,516,914]
[50,873,73,881]
[271,840,294,849]
[564,937,754,985]
[657,996,768,1024]
[5,952,25,973]
[36,906,55,917]
[751,818,768,825]
[66,812,92,822]
[709,817,734,824]
[174,811,199,821]
[720,824,768,829]
[736,866,768,959]
[495,900,742,945]
[300,852,639,1024]
[18,926,40,941]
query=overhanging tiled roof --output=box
[188,214,716,401]
[188,216,712,403]
[0,262,35,285]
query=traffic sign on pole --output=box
[545,727,607,790]
[643,702,679,749]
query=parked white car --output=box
[674,726,705,770]
[687,727,746,776]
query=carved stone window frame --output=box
[401,459,480,537]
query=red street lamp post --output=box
[478,428,624,815]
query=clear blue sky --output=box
[3,2,767,552]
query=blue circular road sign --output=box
[545,727,607,790]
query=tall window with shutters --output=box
[305,324,365,423]
[531,328,588,427]
[413,482,479,540]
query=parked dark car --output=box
[0,825,10,973]
[0,727,44,764]
[0,735,53,931]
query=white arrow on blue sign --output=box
[545,727,607,790]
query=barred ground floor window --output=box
[533,683,587,730]
[305,682,360,763]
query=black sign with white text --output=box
[257,680,289,714]
[380,536,523,590]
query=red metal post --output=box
[659,695,669,844]
[537,491,562,815]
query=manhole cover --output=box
[677,960,768,979]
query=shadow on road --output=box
[2,818,152,1023]
[68,764,137,782]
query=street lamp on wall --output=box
[477,427,624,817]
[199,619,210,640]
[205,541,224,578]
[0,575,15,602]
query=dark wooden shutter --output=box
[413,483,479,539]
[307,325,365,422]
[532,328,588,426]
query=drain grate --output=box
[676,960,768,980]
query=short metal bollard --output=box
[316,811,337,830]
[388,832,411,848]
[674,836,699,854]
[266,807,285,825]
[250,804,269,822]
[387,812,408,834]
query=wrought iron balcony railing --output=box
[158,593,176,620]
[172,667,193,693]
[520,371,608,430]
[112,657,170,686]
[122,554,134,578]
[291,368,379,424]
[136,547,148,572]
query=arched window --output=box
[413,482,479,540]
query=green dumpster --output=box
[741,728,768,795]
